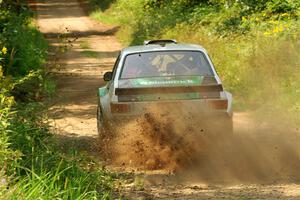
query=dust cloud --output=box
[101,105,206,172]
[100,104,300,184]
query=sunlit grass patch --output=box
[81,50,98,58]
[1,153,118,199]
[43,78,56,97]
[80,41,91,49]
[90,9,118,25]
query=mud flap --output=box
[97,104,109,138]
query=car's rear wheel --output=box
[97,104,107,138]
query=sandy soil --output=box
[31,0,300,199]
[33,0,121,139]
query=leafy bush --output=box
[90,0,300,41]
[0,1,120,199]
[0,1,47,76]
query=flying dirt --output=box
[102,105,208,171]
[102,106,300,184]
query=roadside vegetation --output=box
[90,0,300,122]
[0,1,120,199]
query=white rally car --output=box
[97,40,233,135]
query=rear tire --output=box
[97,104,107,138]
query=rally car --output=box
[97,39,233,135]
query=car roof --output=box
[121,43,208,55]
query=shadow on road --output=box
[44,27,120,38]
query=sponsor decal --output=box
[117,76,207,101]
[135,93,200,101]
[139,79,194,86]
[127,76,204,87]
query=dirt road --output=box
[33,0,121,140]
[31,0,300,199]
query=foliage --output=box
[0,1,47,76]
[0,1,120,199]
[89,0,300,40]
[1,85,118,199]
[1,102,116,199]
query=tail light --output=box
[208,100,228,110]
[110,103,131,113]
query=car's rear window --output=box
[120,51,213,79]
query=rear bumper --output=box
[106,99,232,121]
[105,102,233,135]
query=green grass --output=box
[43,78,56,97]
[89,0,119,25]
[81,50,99,58]
[3,160,108,199]
[90,9,119,25]
[0,1,122,198]
[1,151,117,199]
[79,41,91,49]
[1,80,120,199]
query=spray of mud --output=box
[101,105,207,172]
[99,102,300,184]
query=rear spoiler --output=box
[115,84,223,95]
